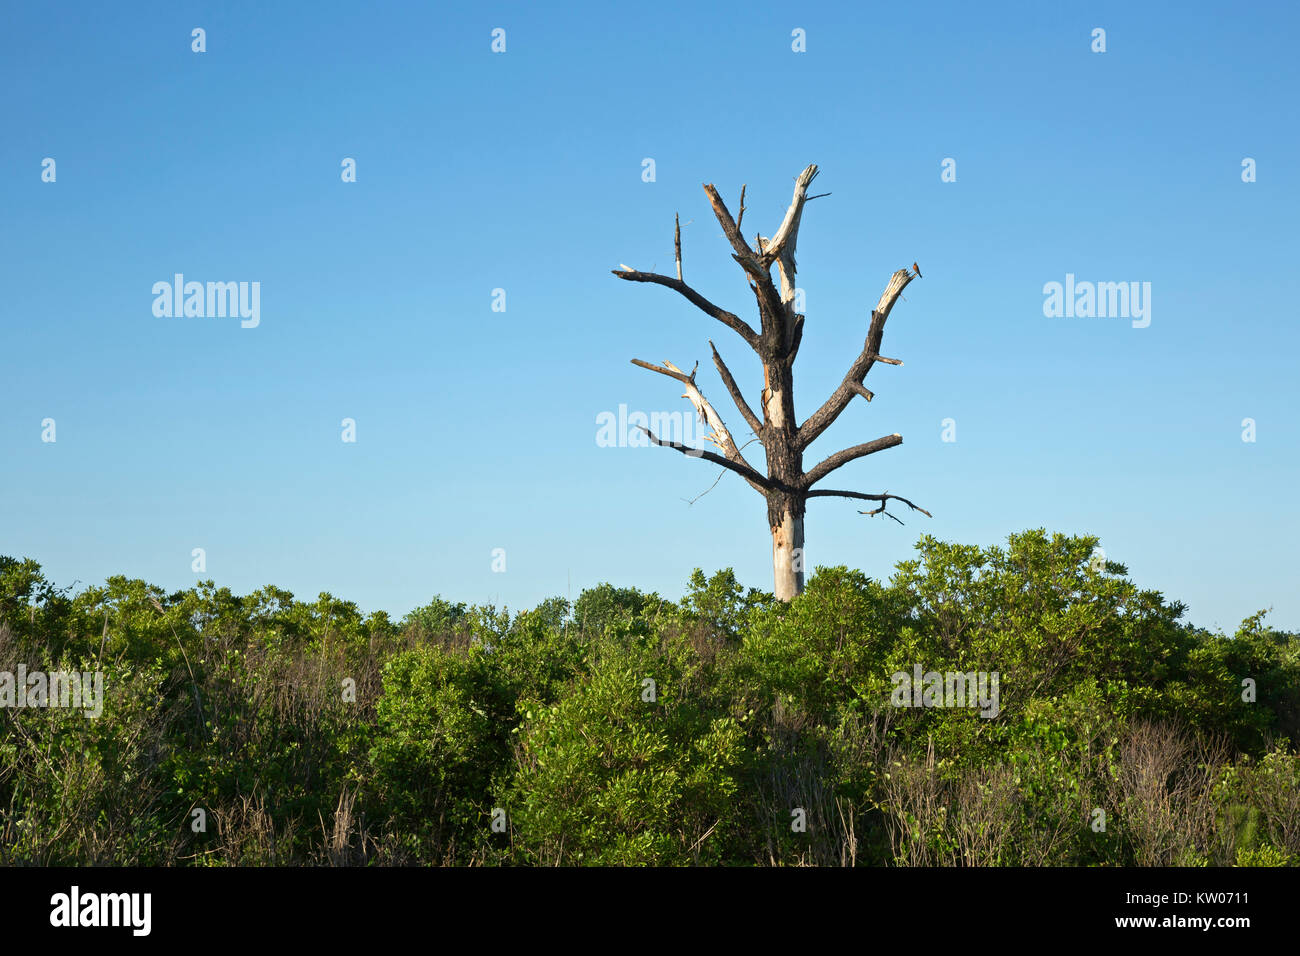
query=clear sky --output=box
[3,1,1297,633]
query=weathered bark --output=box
[612,164,929,600]
[760,353,804,599]
[769,495,805,601]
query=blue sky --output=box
[2,1,1297,633]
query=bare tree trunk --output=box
[769,497,805,601]
[763,357,803,599]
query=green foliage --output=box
[573,583,659,636]
[1235,843,1292,866]
[369,645,504,859]
[507,633,745,865]
[2,530,1298,866]
[400,596,468,642]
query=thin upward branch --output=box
[709,339,764,438]
[683,438,760,505]
[674,213,682,282]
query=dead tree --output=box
[611,164,930,601]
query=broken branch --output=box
[612,269,760,350]
[637,425,771,494]
[804,487,932,523]
[631,357,765,493]
[796,267,916,451]
[761,164,819,268]
[701,183,787,325]
[800,434,903,489]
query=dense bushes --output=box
[0,532,1296,866]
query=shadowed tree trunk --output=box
[612,164,929,600]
